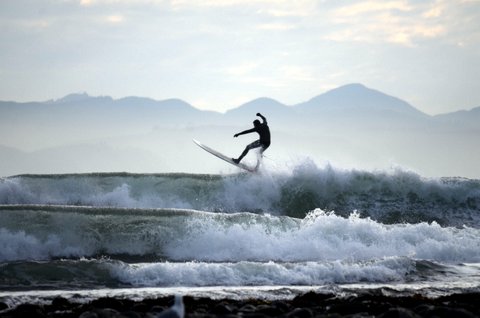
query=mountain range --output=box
[1,83,479,127]
[0,83,479,178]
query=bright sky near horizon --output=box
[1,0,479,114]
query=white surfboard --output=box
[193,139,258,173]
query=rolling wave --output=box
[1,163,479,226]
[0,257,425,289]
[1,207,479,264]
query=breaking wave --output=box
[1,162,479,226]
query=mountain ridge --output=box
[295,83,428,118]
[1,84,477,122]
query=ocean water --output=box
[1,162,480,308]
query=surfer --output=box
[232,113,270,164]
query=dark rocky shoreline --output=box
[1,291,479,317]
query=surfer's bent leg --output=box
[234,140,261,163]
[260,142,270,155]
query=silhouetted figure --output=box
[233,113,270,164]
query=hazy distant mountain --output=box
[224,97,294,126]
[433,106,480,129]
[54,94,211,119]
[223,84,433,129]
[0,93,220,132]
[1,84,474,127]
[226,97,288,114]
[52,92,106,104]
[0,95,208,150]
[294,83,428,119]
[1,82,477,147]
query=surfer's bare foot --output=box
[232,158,240,164]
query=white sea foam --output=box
[109,258,412,287]
[0,228,86,261]
[1,209,480,263]
[165,210,480,264]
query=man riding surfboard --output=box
[232,113,271,164]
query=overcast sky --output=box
[1,0,479,114]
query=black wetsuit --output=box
[245,123,270,150]
[233,115,270,163]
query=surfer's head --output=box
[253,119,261,127]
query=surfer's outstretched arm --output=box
[234,128,255,138]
